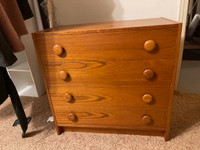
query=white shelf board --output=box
[18,85,38,97]
[8,71,39,97]
[7,61,30,72]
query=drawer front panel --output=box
[43,60,174,86]
[49,86,171,108]
[35,28,178,62]
[54,106,167,130]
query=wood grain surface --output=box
[35,18,178,35]
[54,106,167,131]
[35,28,178,62]
[32,18,182,140]
[43,60,174,86]
[49,86,171,108]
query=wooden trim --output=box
[32,34,62,135]
[34,18,179,36]
[59,124,166,131]
[164,23,182,141]
[175,0,189,90]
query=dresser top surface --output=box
[34,18,180,35]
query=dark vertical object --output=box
[17,0,34,20]
[1,67,31,137]
[0,0,33,137]
[37,0,50,29]
[183,50,200,60]
[183,0,200,60]
[0,68,8,103]
[0,30,17,71]
[193,0,197,18]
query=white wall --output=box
[52,0,181,25]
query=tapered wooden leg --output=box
[56,126,62,135]
[164,131,170,141]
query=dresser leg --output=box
[56,126,62,135]
[164,131,170,141]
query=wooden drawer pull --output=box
[65,93,73,102]
[59,71,69,80]
[142,115,152,125]
[68,112,77,121]
[144,40,156,52]
[142,94,153,103]
[143,69,154,79]
[53,44,63,55]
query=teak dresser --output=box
[32,18,182,141]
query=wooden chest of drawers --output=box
[32,18,182,141]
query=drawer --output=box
[35,28,178,62]
[43,59,174,86]
[49,86,171,108]
[54,106,167,130]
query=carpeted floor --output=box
[0,92,200,150]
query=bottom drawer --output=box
[54,107,167,131]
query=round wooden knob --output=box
[142,94,153,103]
[142,115,152,125]
[59,71,69,80]
[68,112,76,121]
[144,40,156,52]
[53,44,63,55]
[143,69,154,79]
[65,93,73,102]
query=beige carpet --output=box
[0,92,200,150]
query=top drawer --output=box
[35,28,178,63]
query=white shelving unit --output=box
[7,0,45,97]
[7,51,41,97]
[7,52,30,72]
